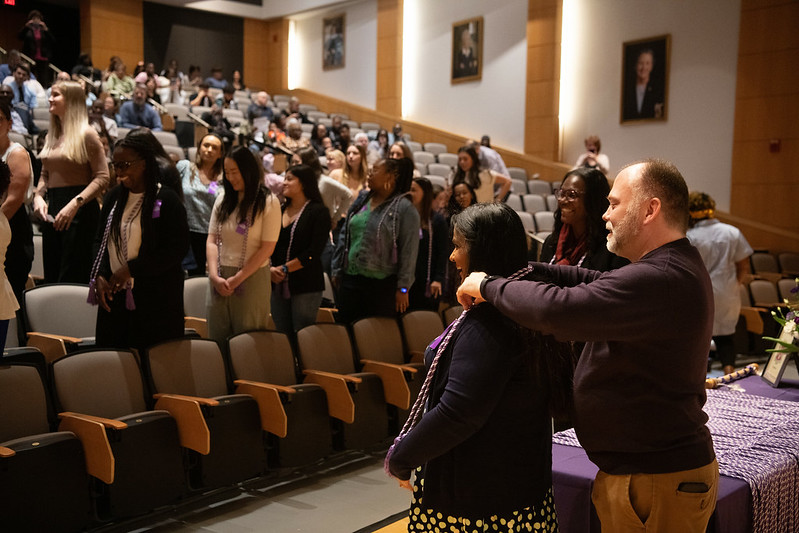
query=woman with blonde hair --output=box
[33,80,109,283]
[177,132,224,275]
[330,144,368,197]
[325,149,345,172]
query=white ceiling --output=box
[147,0,350,20]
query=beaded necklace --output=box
[385,263,534,475]
[278,200,310,299]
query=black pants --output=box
[5,206,33,302]
[336,273,396,325]
[186,231,208,276]
[712,334,736,368]
[41,186,100,285]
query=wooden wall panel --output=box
[244,18,288,94]
[730,0,799,252]
[80,0,143,72]
[376,0,403,117]
[524,0,561,161]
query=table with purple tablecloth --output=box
[551,375,799,533]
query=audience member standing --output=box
[270,164,331,333]
[90,131,189,352]
[541,167,627,271]
[687,191,753,375]
[0,161,19,353]
[458,159,719,533]
[332,158,419,323]
[178,133,224,276]
[408,177,448,311]
[467,139,509,179]
[206,146,280,343]
[0,101,34,303]
[34,81,109,284]
[331,144,368,198]
[118,84,163,131]
[574,135,610,176]
[18,11,55,87]
[453,146,511,204]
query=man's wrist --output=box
[479,274,500,300]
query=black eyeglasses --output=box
[554,188,585,201]
[112,160,142,172]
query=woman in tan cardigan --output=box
[33,80,109,283]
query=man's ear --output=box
[642,197,661,225]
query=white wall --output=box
[403,0,528,153]
[291,1,377,110]
[560,0,741,210]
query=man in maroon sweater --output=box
[458,159,718,533]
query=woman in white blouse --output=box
[206,146,280,343]
[0,161,19,352]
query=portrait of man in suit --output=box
[452,17,483,84]
[621,36,670,123]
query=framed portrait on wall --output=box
[620,35,670,123]
[451,17,483,84]
[323,14,345,70]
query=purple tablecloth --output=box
[551,375,799,533]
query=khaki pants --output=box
[207,265,271,344]
[591,459,719,533]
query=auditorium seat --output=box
[510,178,527,194]
[298,103,317,114]
[750,252,781,282]
[443,305,464,326]
[778,252,799,276]
[164,103,190,122]
[534,211,556,232]
[227,331,332,467]
[508,167,528,181]
[778,277,796,302]
[522,194,547,214]
[360,121,381,132]
[527,180,552,196]
[415,162,427,175]
[515,210,536,234]
[406,141,422,153]
[426,163,451,178]
[307,110,328,122]
[23,284,96,363]
[413,151,436,166]
[51,349,185,519]
[546,194,558,211]
[424,175,447,189]
[505,194,523,211]
[144,338,265,489]
[400,310,444,362]
[748,279,782,308]
[296,323,389,450]
[351,317,425,431]
[162,145,184,161]
[184,276,208,337]
[437,153,458,168]
[423,142,447,156]
[0,355,92,532]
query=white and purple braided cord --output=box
[385,264,534,475]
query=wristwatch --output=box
[281,265,288,275]
[399,287,408,294]
[75,195,85,206]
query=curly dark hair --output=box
[552,167,611,254]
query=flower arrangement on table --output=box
[765,277,799,354]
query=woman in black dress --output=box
[90,131,189,352]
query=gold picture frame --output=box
[451,17,483,84]
[323,14,345,71]
[620,34,670,124]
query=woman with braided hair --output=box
[332,157,419,323]
[386,202,561,532]
[90,130,189,351]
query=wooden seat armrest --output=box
[302,370,356,423]
[26,333,69,364]
[153,393,220,407]
[26,331,83,344]
[59,412,128,431]
[235,380,289,437]
[740,306,765,335]
[58,413,114,484]
[184,316,208,338]
[360,360,411,409]
[153,394,211,454]
[302,369,362,384]
[234,379,295,395]
[0,446,15,458]
[408,350,425,364]
[361,359,419,374]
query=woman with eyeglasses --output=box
[33,80,110,284]
[206,146,280,343]
[90,131,189,352]
[541,167,628,271]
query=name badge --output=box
[236,222,247,235]
[208,181,218,195]
[152,199,162,218]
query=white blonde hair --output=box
[41,81,90,164]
